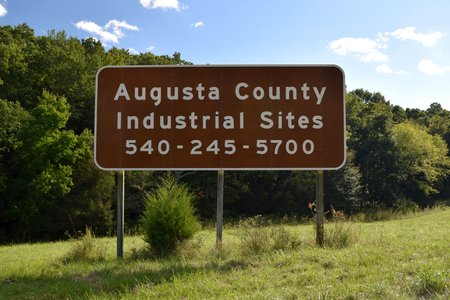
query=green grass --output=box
[1,208,449,299]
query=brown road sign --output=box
[95,65,345,170]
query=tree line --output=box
[1,24,449,243]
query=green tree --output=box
[0,100,30,240]
[0,23,197,242]
[391,122,450,203]
[405,108,428,127]
[124,171,163,230]
[426,103,450,148]
[351,88,387,104]
[425,103,450,202]
[325,151,364,213]
[0,24,40,108]
[1,24,193,133]
[0,100,28,189]
[60,130,115,237]
[32,31,96,132]
[347,91,400,207]
[4,91,86,241]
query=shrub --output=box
[141,177,201,257]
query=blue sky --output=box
[1,0,449,110]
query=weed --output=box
[350,209,390,222]
[130,245,153,260]
[413,269,449,297]
[324,207,358,248]
[325,222,354,248]
[349,204,449,223]
[235,216,272,255]
[130,232,209,261]
[61,227,106,263]
[235,216,302,256]
[271,226,302,251]
[208,243,232,261]
[176,234,206,259]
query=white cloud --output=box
[0,3,7,17]
[432,50,443,57]
[191,21,205,28]
[74,19,138,44]
[361,51,389,63]
[418,59,450,75]
[329,37,388,62]
[75,21,118,43]
[128,48,140,55]
[105,20,139,38]
[376,64,407,75]
[376,64,393,74]
[376,32,389,44]
[389,27,443,47]
[140,0,181,11]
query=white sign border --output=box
[94,64,346,171]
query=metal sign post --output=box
[316,170,324,247]
[216,169,224,248]
[116,170,125,257]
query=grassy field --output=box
[1,208,449,299]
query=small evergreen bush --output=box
[141,177,201,257]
